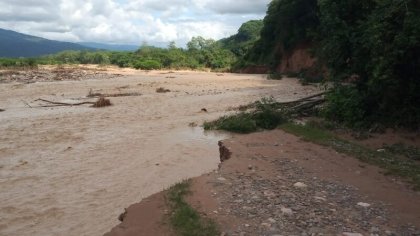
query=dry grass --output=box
[92,97,112,108]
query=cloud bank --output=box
[0,0,270,46]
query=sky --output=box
[0,0,271,47]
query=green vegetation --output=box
[383,143,420,161]
[317,0,420,128]
[0,37,236,71]
[279,123,420,189]
[219,20,264,58]
[166,181,219,236]
[204,98,287,133]
[245,0,318,65]
[243,0,420,129]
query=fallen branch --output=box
[21,99,32,108]
[35,99,95,106]
[278,92,326,105]
[290,98,326,111]
[87,92,141,98]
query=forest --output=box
[1,0,419,129]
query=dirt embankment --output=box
[106,130,420,236]
[240,43,320,77]
[276,43,317,74]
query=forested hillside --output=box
[219,20,263,57]
[244,0,420,128]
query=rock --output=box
[341,233,363,236]
[248,165,253,170]
[357,202,371,207]
[376,149,386,152]
[217,177,227,181]
[118,208,127,222]
[293,182,308,188]
[219,141,232,162]
[370,227,379,233]
[384,230,394,236]
[261,222,271,227]
[268,218,276,223]
[314,196,327,201]
[281,207,293,215]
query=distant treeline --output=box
[0,38,233,70]
[0,23,265,71]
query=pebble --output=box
[261,223,271,227]
[293,182,308,188]
[342,233,363,236]
[357,202,371,207]
[281,207,293,215]
[218,177,227,181]
[314,196,327,201]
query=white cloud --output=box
[0,0,270,46]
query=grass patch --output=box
[204,98,287,133]
[279,123,420,190]
[167,181,219,236]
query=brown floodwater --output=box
[0,68,319,236]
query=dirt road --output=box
[0,66,320,236]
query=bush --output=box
[133,59,162,70]
[204,98,287,133]
[322,86,366,127]
[204,113,257,133]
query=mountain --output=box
[0,28,91,58]
[79,42,139,51]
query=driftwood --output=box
[21,99,33,108]
[35,98,112,108]
[87,92,141,98]
[35,99,95,107]
[277,92,326,105]
[284,92,326,116]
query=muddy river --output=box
[0,67,319,236]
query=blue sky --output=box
[0,0,270,47]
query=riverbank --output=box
[106,128,420,236]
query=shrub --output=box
[204,113,257,133]
[133,59,162,70]
[322,86,366,127]
[204,98,287,133]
